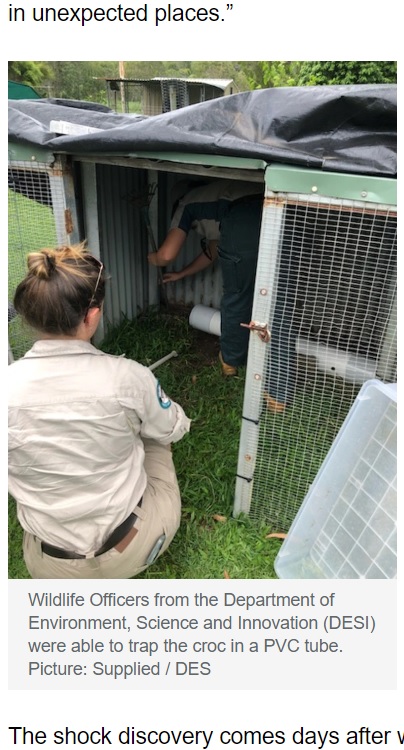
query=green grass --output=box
[8,188,58,359]
[8,188,57,293]
[8,308,284,579]
[250,376,359,531]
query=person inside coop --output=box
[8,243,190,579]
[148,178,298,412]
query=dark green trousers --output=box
[219,197,298,405]
[218,198,262,367]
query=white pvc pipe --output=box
[188,306,376,385]
[189,305,221,336]
[149,350,178,371]
[295,337,377,384]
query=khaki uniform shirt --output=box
[8,339,190,555]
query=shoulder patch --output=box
[156,381,172,409]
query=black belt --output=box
[41,498,143,560]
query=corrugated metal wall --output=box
[96,163,152,324]
[161,169,224,309]
[86,163,225,333]
[9,155,259,351]
[80,161,158,334]
[158,170,224,310]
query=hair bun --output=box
[44,253,56,272]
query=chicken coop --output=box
[8,85,397,539]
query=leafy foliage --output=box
[9,61,397,104]
[297,61,397,86]
[8,61,51,88]
[247,61,302,89]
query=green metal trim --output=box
[126,151,267,171]
[265,164,397,206]
[8,142,54,165]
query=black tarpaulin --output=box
[8,84,397,177]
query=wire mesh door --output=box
[8,158,71,361]
[234,171,397,533]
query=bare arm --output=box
[148,227,187,267]
[163,241,218,283]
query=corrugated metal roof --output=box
[151,77,234,89]
[103,77,234,90]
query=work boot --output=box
[219,351,237,377]
[263,392,286,414]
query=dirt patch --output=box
[164,302,220,367]
[193,328,221,364]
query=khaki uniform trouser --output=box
[23,439,181,579]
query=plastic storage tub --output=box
[275,379,397,579]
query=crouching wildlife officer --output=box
[8,243,190,579]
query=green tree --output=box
[42,61,119,102]
[297,61,397,86]
[8,61,51,88]
[43,62,199,102]
[124,61,174,78]
[21,61,257,102]
[189,61,250,90]
[238,61,303,89]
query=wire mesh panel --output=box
[310,395,397,578]
[8,159,70,360]
[105,79,192,115]
[160,79,190,112]
[234,174,397,533]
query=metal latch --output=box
[240,321,271,343]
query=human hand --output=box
[162,272,182,283]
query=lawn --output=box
[8,307,285,579]
[8,187,58,359]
